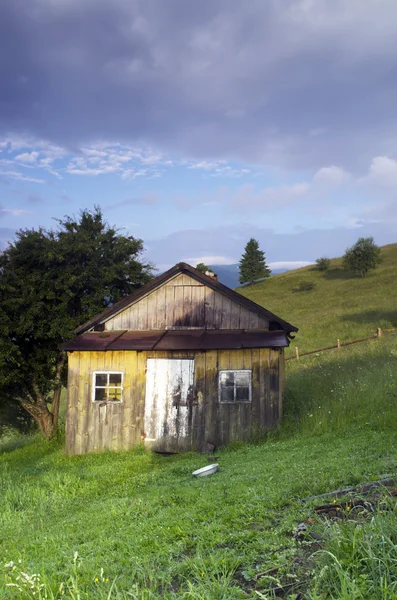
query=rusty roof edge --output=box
[151,329,169,351]
[74,262,298,335]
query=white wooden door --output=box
[144,359,194,447]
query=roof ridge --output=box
[74,263,298,335]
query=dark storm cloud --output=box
[2,0,397,168]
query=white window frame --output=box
[218,369,252,404]
[92,371,124,404]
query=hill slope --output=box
[238,242,397,355]
[209,264,289,288]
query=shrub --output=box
[293,280,315,292]
[343,236,382,277]
[316,257,330,271]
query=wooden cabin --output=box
[63,263,298,455]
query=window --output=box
[92,372,124,403]
[219,370,252,404]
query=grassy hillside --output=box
[1,335,397,598]
[238,242,397,356]
[1,243,397,598]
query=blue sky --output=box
[1,0,397,272]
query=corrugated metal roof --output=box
[62,329,289,352]
[74,262,298,335]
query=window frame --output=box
[92,371,124,404]
[218,369,252,404]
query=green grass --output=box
[1,335,397,598]
[1,245,397,598]
[238,242,397,356]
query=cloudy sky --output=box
[1,0,397,271]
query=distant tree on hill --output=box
[195,263,213,274]
[0,207,153,439]
[239,238,271,285]
[316,257,330,272]
[343,237,382,278]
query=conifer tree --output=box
[239,238,271,285]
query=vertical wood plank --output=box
[183,285,192,327]
[221,296,232,329]
[191,286,205,327]
[258,315,269,329]
[217,350,230,445]
[278,350,285,421]
[242,349,253,440]
[269,349,280,427]
[174,286,184,327]
[230,303,241,329]
[65,352,79,455]
[156,287,166,330]
[191,351,205,449]
[204,288,216,329]
[135,351,147,442]
[214,292,224,329]
[251,348,261,437]
[260,348,270,428]
[122,351,136,450]
[204,350,219,446]
[165,285,175,328]
[138,297,148,330]
[76,351,91,455]
[239,306,250,329]
[248,312,259,329]
[147,291,158,330]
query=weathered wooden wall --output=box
[66,348,283,455]
[103,273,268,331]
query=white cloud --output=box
[182,255,237,266]
[232,181,310,210]
[313,165,351,186]
[269,260,313,270]
[364,155,397,187]
[14,151,39,163]
[0,168,45,183]
[0,208,33,216]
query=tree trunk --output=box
[36,407,55,439]
[20,398,56,439]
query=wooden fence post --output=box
[377,328,382,338]
[295,346,299,360]
[337,338,341,350]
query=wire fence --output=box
[286,327,397,361]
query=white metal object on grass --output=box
[192,464,219,477]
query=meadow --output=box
[1,245,396,598]
[239,242,397,357]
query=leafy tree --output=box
[195,263,213,274]
[239,238,271,285]
[316,257,331,271]
[0,207,152,438]
[342,237,382,278]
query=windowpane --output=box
[95,374,107,387]
[93,372,123,403]
[235,372,250,387]
[109,373,122,386]
[219,370,251,404]
[108,387,122,402]
[94,387,106,401]
[220,372,234,387]
[236,386,250,402]
[221,386,234,403]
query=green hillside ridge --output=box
[1,244,397,598]
[238,242,397,356]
